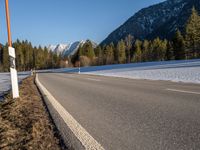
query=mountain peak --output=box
[48,40,97,57]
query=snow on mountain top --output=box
[47,45,57,51]
[48,40,97,57]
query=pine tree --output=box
[28,42,34,69]
[173,30,186,60]
[94,46,101,57]
[81,41,95,59]
[113,43,118,63]
[78,45,83,57]
[125,34,134,63]
[43,47,49,69]
[98,46,104,66]
[151,38,167,61]
[23,40,30,70]
[142,40,150,62]
[117,40,126,64]
[94,46,103,65]
[161,39,168,60]
[104,44,114,65]
[2,44,9,72]
[166,41,174,60]
[133,40,142,62]
[185,7,200,58]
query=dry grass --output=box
[0,76,66,150]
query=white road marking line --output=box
[166,88,200,95]
[86,78,101,82]
[64,74,101,82]
[36,75,104,150]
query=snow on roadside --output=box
[0,72,30,100]
[86,66,200,84]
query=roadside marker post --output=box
[5,0,19,99]
[78,61,81,74]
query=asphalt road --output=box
[38,73,200,150]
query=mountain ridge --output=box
[101,0,200,45]
[48,40,97,57]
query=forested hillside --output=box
[71,8,200,67]
[101,0,200,45]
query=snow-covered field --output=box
[85,59,200,84]
[86,66,200,83]
[49,59,200,84]
[0,72,30,100]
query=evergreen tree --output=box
[43,47,49,69]
[81,41,95,59]
[95,45,104,65]
[125,34,134,63]
[142,40,150,62]
[151,38,167,61]
[2,44,9,72]
[104,44,114,65]
[96,46,104,66]
[117,40,126,64]
[78,45,83,57]
[173,30,186,60]
[13,39,24,70]
[114,43,119,63]
[166,41,174,60]
[133,40,142,62]
[94,46,101,57]
[23,40,30,70]
[33,46,37,69]
[185,7,200,58]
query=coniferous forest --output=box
[0,40,62,72]
[0,7,200,71]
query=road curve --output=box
[38,73,200,150]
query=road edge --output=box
[35,74,104,150]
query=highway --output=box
[38,73,200,150]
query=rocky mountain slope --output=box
[101,0,200,45]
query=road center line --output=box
[36,74,104,150]
[86,78,101,82]
[166,88,200,95]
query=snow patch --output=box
[0,72,31,100]
[82,60,200,84]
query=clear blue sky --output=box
[0,0,165,46]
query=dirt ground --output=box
[0,76,66,150]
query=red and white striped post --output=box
[5,0,19,99]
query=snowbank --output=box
[81,59,200,84]
[0,72,30,99]
[87,67,200,84]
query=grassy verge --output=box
[0,76,66,150]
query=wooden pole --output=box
[5,0,12,47]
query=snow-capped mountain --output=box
[48,40,97,57]
[101,0,200,45]
[48,44,69,55]
[63,41,85,57]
